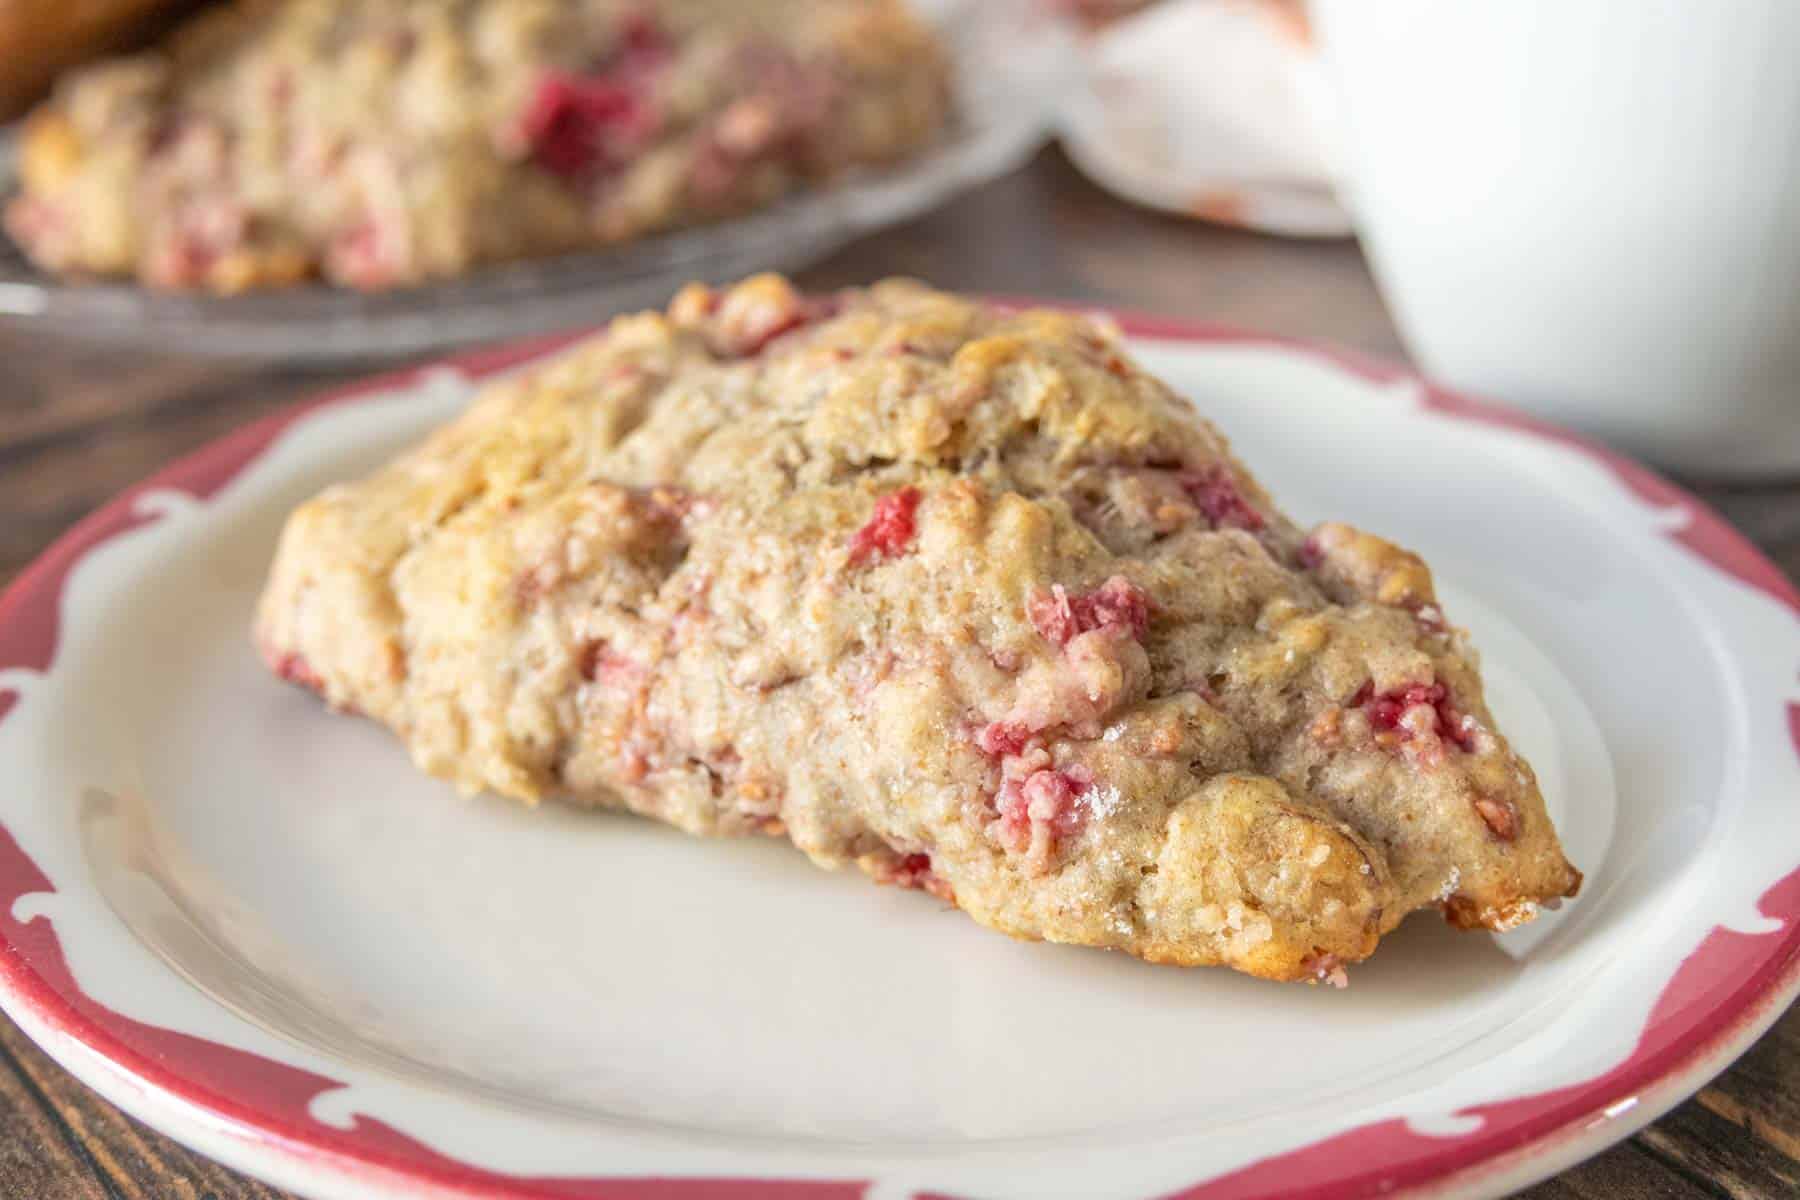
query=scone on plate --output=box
[256,275,1582,984]
[5,0,949,292]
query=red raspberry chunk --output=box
[995,765,1094,850]
[1180,466,1265,531]
[1027,575,1151,646]
[521,71,656,178]
[848,487,922,566]
[576,639,640,686]
[271,651,324,692]
[875,850,955,903]
[975,720,1033,758]
[616,11,671,61]
[1353,680,1475,752]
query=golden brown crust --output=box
[256,274,1582,983]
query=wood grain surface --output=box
[0,147,1794,1199]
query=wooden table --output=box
[0,147,1794,1199]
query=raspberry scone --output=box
[256,276,1582,984]
[5,0,948,292]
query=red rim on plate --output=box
[0,308,1796,1200]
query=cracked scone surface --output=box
[5,0,948,291]
[256,275,1582,984]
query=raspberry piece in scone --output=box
[269,650,324,693]
[1355,681,1477,753]
[848,487,922,565]
[1026,576,1152,646]
[1180,466,1265,531]
[257,274,1581,984]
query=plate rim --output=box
[0,306,1795,1200]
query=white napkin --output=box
[1059,0,1350,237]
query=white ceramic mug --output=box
[1308,0,1800,477]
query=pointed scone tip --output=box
[255,273,1580,983]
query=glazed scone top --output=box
[257,275,1581,983]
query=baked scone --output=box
[5,0,949,292]
[256,275,1582,983]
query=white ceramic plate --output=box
[0,0,1072,360]
[2,313,1797,1200]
